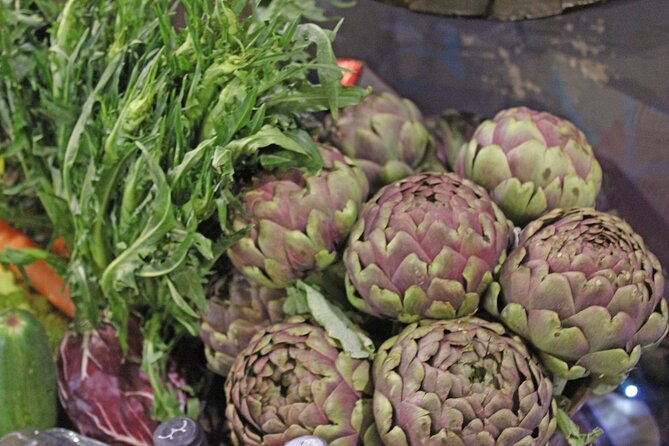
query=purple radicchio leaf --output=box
[56,317,186,446]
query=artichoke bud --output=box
[321,92,434,193]
[228,144,369,288]
[487,208,668,393]
[373,318,558,445]
[225,317,378,446]
[456,106,603,225]
[199,271,287,377]
[344,172,514,323]
[425,109,482,170]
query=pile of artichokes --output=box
[200,93,668,445]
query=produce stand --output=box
[1,0,668,445]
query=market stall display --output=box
[1,0,667,445]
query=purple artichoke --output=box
[484,208,669,393]
[199,271,287,376]
[424,109,482,171]
[322,92,436,192]
[344,172,514,323]
[456,107,602,225]
[227,144,369,288]
[374,318,557,446]
[225,316,379,446]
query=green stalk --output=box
[61,53,122,204]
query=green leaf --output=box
[295,23,341,116]
[0,246,47,264]
[0,247,67,274]
[62,53,124,202]
[264,84,370,115]
[259,129,323,173]
[142,314,192,421]
[99,143,176,342]
[169,137,217,187]
[138,228,195,278]
[284,286,310,315]
[213,125,324,172]
[556,407,604,446]
[171,266,207,315]
[165,277,199,321]
[292,281,374,359]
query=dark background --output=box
[331,0,669,270]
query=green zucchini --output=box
[0,308,57,436]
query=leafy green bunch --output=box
[1,0,364,418]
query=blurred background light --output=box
[624,384,639,398]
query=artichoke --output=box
[344,172,514,323]
[322,92,435,192]
[373,318,557,446]
[228,144,368,288]
[225,316,379,446]
[456,106,602,225]
[199,271,286,376]
[424,109,482,171]
[484,208,669,393]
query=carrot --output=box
[0,220,75,318]
[51,236,70,258]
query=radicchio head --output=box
[57,317,185,446]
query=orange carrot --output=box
[51,236,70,258]
[0,220,75,318]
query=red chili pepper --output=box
[337,58,364,87]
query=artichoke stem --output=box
[566,383,593,416]
[552,376,568,396]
